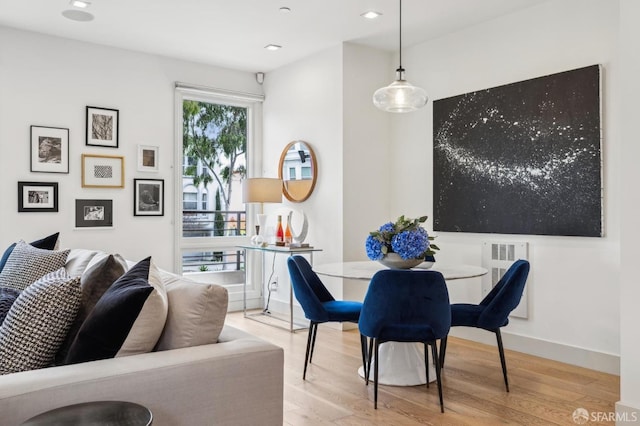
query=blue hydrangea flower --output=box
[379,222,395,233]
[391,228,429,259]
[365,235,385,260]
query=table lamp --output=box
[242,178,283,243]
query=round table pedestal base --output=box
[357,342,436,386]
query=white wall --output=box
[261,46,345,307]
[618,0,640,416]
[394,0,620,373]
[0,26,261,271]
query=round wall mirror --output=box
[278,140,317,202]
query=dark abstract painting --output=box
[433,65,602,237]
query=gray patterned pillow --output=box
[0,240,70,292]
[0,268,81,375]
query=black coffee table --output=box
[21,401,152,425]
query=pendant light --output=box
[373,0,428,113]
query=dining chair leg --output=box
[303,322,316,380]
[495,329,510,392]
[439,336,448,368]
[366,338,374,385]
[424,342,430,388]
[360,334,368,382]
[374,339,380,409]
[308,322,319,364]
[431,342,445,413]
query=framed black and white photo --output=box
[18,181,58,212]
[86,106,119,148]
[82,154,125,188]
[75,199,113,228]
[137,145,159,172]
[134,179,164,216]
[30,126,69,173]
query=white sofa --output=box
[0,249,284,425]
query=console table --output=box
[238,244,322,332]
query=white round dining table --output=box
[313,260,488,387]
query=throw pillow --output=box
[0,287,20,325]
[0,232,59,273]
[155,273,228,351]
[65,256,168,364]
[55,253,128,365]
[0,268,81,375]
[0,240,69,292]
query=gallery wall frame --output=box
[137,145,159,172]
[17,181,58,212]
[75,199,113,228]
[433,64,602,237]
[86,106,119,148]
[30,125,69,173]
[134,178,164,216]
[81,154,125,188]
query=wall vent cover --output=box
[481,242,529,319]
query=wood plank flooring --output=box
[225,312,619,425]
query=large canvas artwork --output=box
[433,65,602,237]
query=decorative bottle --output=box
[284,217,292,245]
[276,215,284,244]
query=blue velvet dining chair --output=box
[287,255,367,380]
[439,259,530,392]
[359,269,451,412]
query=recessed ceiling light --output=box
[264,44,282,51]
[70,0,91,8]
[279,7,291,13]
[62,9,94,21]
[361,11,382,19]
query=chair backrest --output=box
[359,270,451,341]
[287,256,335,322]
[477,259,530,330]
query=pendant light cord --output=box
[398,0,403,71]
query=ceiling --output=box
[0,0,546,73]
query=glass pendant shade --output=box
[373,69,428,113]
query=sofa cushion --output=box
[0,240,70,292]
[55,253,128,365]
[0,268,81,375]
[155,272,229,351]
[0,232,60,273]
[65,257,168,364]
[64,248,101,277]
[0,287,20,325]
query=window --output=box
[175,84,263,310]
[301,166,312,179]
[289,167,296,180]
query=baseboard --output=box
[615,402,640,424]
[449,328,619,375]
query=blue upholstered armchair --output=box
[287,255,366,380]
[359,269,451,412]
[440,259,530,392]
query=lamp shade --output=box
[242,178,283,203]
[373,70,428,113]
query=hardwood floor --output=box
[225,312,619,425]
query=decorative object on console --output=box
[86,106,119,148]
[365,215,439,269]
[372,0,427,113]
[242,177,283,245]
[17,181,58,213]
[134,179,164,216]
[30,125,69,173]
[81,154,124,188]
[75,199,113,228]
[278,141,317,202]
[288,209,309,245]
[433,64,602,237]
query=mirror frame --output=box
[278,140,318,202]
